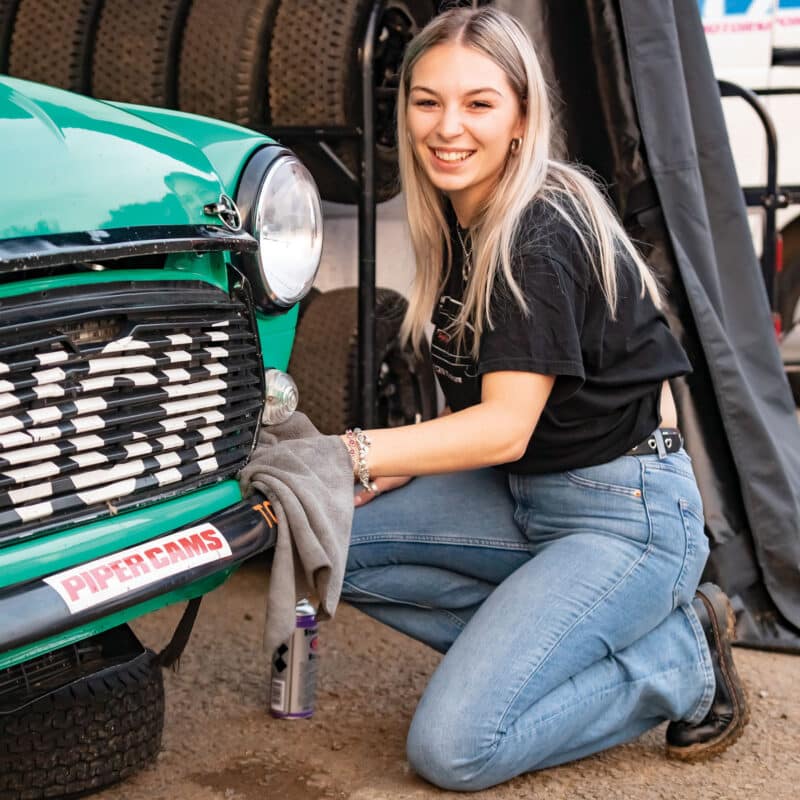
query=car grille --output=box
[0,281,263,545]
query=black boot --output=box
[666,583,750,761]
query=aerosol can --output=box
[269,599,319,718]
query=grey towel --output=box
[238,412,354,654]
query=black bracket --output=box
[257,1,387,428]
[718,81,800,311]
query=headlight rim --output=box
[234,145,322,312]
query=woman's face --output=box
[406,42,525,224]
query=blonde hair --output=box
[398,7,661,359]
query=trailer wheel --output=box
[0,626,164,800]
[7,0,103,93]
[91,0,192,107]
[777,223,800,405]
[288,287,438,434]
[178,0,280,126]
[268,0,435,204]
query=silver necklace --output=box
[456,224,472,283]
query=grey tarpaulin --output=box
[620,0,800,649]
[512,0,800,650]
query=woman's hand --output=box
[354,475,413,507]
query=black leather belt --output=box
[628,428,683,457]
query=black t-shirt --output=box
[430,200,691,474]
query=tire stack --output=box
[0,0,436,204]
[0,0,440,431]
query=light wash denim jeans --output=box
[342,448,715,791]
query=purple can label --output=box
[270,601,318,719]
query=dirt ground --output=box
[97,559,800,800]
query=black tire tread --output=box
[268,0,434,203]
[288,287,361,434]
[268,0,365,129]
[178,0,279,126]
[91,0,192,107]
[0,0,21,73]
[288,287,437,433]
[8,0,102,93]
[0,651,164,800]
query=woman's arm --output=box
[344,371,555,479]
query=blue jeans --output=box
[342,449,715,791]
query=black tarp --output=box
[524,0,800,650]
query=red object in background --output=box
[773,311,783,338]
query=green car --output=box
[0,76,321,798]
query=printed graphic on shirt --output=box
[430,295,477,385]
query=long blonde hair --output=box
[398,7,661,359]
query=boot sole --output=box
[666,587,750,762]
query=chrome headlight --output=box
[263,369,299,425]
[235,147,323,310]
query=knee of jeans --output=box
[406,705,497,791]
[339,571,363,603]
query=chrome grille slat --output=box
[0,382,262,450]
[0,431,251,513]
[0,282,263,544]
[3,448,244,528]
[0,418,255,490]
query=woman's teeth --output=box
[434,150,473,162]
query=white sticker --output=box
[44,524,233,613]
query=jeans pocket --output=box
[565,464,643,499]
[673,499,709,609]
[643,449,697,481]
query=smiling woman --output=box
[336,5,749,793]
[406,47,524,225]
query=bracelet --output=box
[344,427,375,492]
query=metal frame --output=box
[718,80,800,310]
[260,1,386,428]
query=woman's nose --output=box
[437,106,464,138]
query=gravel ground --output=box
[96,559,800,800]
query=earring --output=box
[509,137,523,155]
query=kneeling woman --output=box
[339,6,748,791]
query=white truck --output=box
[700,0,800,398]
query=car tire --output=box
[268,0,435,204]
[177,0,280,126]
[288,287,438,434]
[7,0,103,93]
[0,0,21,74]
[91,0,192,107]
[0,628,164,800]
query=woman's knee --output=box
[406,703,499,792]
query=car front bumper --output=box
[0,492,277,655]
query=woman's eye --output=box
[414,99,437,108]
[470,101,492,109]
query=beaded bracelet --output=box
[344,427,375,492]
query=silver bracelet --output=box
[345,428,375,492]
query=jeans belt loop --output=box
[653,428,667,459]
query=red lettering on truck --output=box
[164,541,186,564]
[89,565,114,590]
[145,546,168,568]
[178,533,208,558]
[123,553,149,577]
[201,528,224,550]
[62,574,87,602]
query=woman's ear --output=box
[513,111,526,141]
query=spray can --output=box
[270,599,319,719]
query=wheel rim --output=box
[377,344,426,427]
[373,3,419,153]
